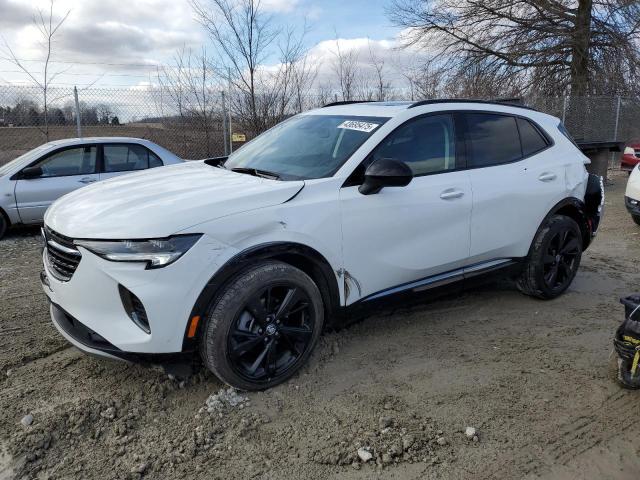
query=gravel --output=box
[20,415,33,427]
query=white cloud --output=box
[261,0,300,13]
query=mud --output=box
[1,171,639,480]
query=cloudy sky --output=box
[0,0,410,89]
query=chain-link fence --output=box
[1,84,639,166]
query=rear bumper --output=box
[585,174,605,239]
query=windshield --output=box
[0,144,52,177]
[224,114,388,180]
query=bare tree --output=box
[332,37,359,101]
[388,0,640,96]
[157,47,220,156]
[367,40,390,101]
[1,0,71,140]
[190,0,278,133]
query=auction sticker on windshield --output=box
[337,120,380,133]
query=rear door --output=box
[14,145,99,223]
[463,112,559,263]
[99,143,164,181]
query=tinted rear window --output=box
[517,118,548,156]
[465,113,521,168]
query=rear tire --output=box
[0,214,7,240]
[632,215,640,227]
[200,261,324,391]
[517,215,583,299]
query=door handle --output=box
[440,189,464,200]
[538,172,557,182]
[78,177,97,184]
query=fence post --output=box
[613,95,621,140]
[221,90,229,156]
[227,68,233,154]
[73,86,82,138]
[611,95,622,169]
[561,95,567,124]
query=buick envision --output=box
[40,100,604,390]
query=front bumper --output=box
[47,299,195,365]
[41,232,235,355]
[625,196,640,216]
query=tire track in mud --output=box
[482,388,637,478]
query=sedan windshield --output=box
[224,115,388,180]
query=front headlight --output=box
[624,146,635,155]
[75,234,202,268]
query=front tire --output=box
[632,215,640,227]
[200,261,324,390]
[518,215,583,299]
[0,214,7,240]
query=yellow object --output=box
[632,349,640,377]
[232,133,246,142]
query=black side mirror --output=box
[359,158,413,195]
[21,166,43,179]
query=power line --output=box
[0,70,152,78]
[0,56,161,69]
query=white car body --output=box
[0,137,183,230]
[40,101,603,377]
[625,163,640,222]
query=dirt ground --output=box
[1,170,639,480]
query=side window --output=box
[517,118,548,156]
[371,114,456,176]
[103,144,150,172]
[464,113,521,168]
[149,151,163,168]
[34,146,97,177]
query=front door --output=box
[339,113,472,304]
[15,145,99,223]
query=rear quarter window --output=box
[517,118,549,156]
[464,113,521,168]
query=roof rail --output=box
[322,100,375,108]
[407,98,538,111]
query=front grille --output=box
[43,227,81,282]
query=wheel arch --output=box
[181,242,341,351]
[533,197,591,255]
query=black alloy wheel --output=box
[200,261,324,390]
[542,228,581,291]
[227,284,314,382]
[517,214,583,299]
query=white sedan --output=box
[0,137,183,238]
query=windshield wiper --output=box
[230,167,280,180]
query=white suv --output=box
[40,100,604,390]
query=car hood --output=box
[45,161,304,239]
